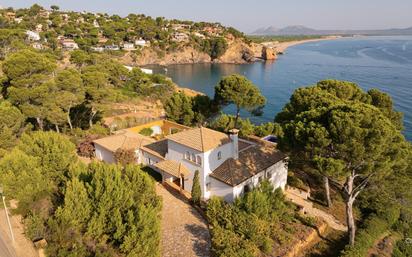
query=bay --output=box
[152,36,412,141]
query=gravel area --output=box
[156,185,211,257]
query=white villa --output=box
[135,38,149,47]
[26,30,41,41]
[122,42,135,51]
[94,120,288,202]
[61,39,79,50]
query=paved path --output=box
[0,232,16,257]
[156,185,211,257]
[0,207,38,257]
[285,189,347,231]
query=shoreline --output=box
[263,36,343,54]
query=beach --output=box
[263,36,342,53]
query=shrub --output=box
[287,173,309,191]
[24,212,47,241]
[206,182,296,256]
[139,127,153,137]
[393,238,412,257]
[77,136,96,158]
[114,148,137,166]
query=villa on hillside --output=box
[94,120,288,202]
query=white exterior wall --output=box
[167,141,204,193]
[232,172,266,200]
[142,151,163,166]
[95,145,115,163]
[203,142,234,199]
[208,178,235,202]
[208,160,288,202]
[265,160,288,190]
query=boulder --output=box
[262,46,277,60]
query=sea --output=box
[151,36,412,141]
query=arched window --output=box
[185,151,190,160]
[191,153,196,162]
[196,156,202,165]
[217,151,222,160]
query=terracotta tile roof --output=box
[93,131,155,153]
[154,160,190,177]
[141,139,168,160]
[210,144,287,187]
[166,127,230,152]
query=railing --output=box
[163,181,192,201]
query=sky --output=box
[2,0,412,33]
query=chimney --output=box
[229,129,239,160]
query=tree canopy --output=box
[276,80,410,245]
[214,74,266,128]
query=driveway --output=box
[156,185,211,257]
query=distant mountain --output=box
[251,25,412,36]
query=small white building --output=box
[14,17,23,24]
[61,39,79,50]
[91,46,104,52]
[105,45,120,51]
[35,24,43,32]
[26,30,41,41]
[93,20,100,28]
[94,123,288,202]
[141,68,153,75]
[32,42,43,50]
[172,32,189,42]
[135,38,148,47]
[193,32,206,39]
[122,43,135,51]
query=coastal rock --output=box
[131,46,211,66]
[215,40,255,64]
[262,46,277,60]
[124,39,256,65]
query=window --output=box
[196,156,202,165]
[258,176,263,183]
[217,151,222,160]
[191,153,196,162]
[243,184,251,194]
[185,151,190,160]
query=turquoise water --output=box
[155,36,412,141]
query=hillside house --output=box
[193,32,206,39]
[5,12,15,20]
[26,30,41,41]
[135,38,149,47]
[94,121,288,202]
[39,9,50,18]
[171,24,191,31]
[172,32,189,42]
[32,42,43,50]
[105,45,120,51]
[14,17,23,24]
[122,43,135,51]
[91,46,104,52]
[203,26,223,36]
[93,20,100,28]
[35,24,43,32]
[61,39,79,50]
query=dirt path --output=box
[156,185,211,257]
[285,189,347,232]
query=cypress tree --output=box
[191,170,201,205]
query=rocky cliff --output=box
[125,39,262,66]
